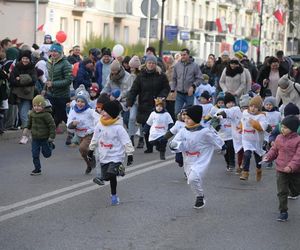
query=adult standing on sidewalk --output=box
[172,48,202,115]
[44,43,72,129]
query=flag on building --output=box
[273,6,284,25]
[37,24,45,32]
[255,1,261,13]
[216,17,226,33]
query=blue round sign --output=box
[233,39,249,53]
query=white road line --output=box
[0,159,174,222]
[0,155,173,214]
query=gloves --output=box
[87,150,94,162]
[169,141,178,150]
[127,155,133,166]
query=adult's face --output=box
[270,62,279,70]
[50,51,61,59]
[180,51,189,63]
[229,63,239,69]
[102,55,111,64]
[85,62,94,71]
[207,56,215,66]
[73,47,80,56]
[146,61,156,71]
[221,55,230,62]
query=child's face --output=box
[185,115,197,126]
[33,104,44,113]
[90,91,97,97]
[76,98,86,109]
[281,124,292,136]
[101,110,112,119]
[248,105,259,114]
[96,105,103,114]
[255,88,261,94]
[199,97,208,104]
[226,101,235,108]
[216,100,224,108]
[155,105,163,112]
[264,103,273,111]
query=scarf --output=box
[74,104,90,113]
[185,123,203,131]
[100,117,119,126]
[225,65,244,77]
[110,67,125,82]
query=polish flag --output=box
[255,1,261,14]
[273,6,284,25]
[37,24,45,32]
[216,17,226,33]
[11,38,18,44]
[228,24,232,33]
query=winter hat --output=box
[110,60,121,71]
[129,55,141,69]
[278,74,292,89]
[200,91,211,100]
[83,58,93,66]
[76,86,90,104]
[229,58,240,65]
[234,51,244,60]
[19,50,32,61]
[20,44,33,52]
[239,94,251,108]
[103,100,120,119]
[154,97,166,107]
[249,95,263,110]
[32,50,41,59]
[75,84,86,96]
[102,48,111,57]
[186,105,203,124]
[44,34,52,41]
[263,96,276,107]
[202,74,210,81]
[281,115,300,132]
[284,103,300,117]
[89,83,99,93]
[111,88,121,98]
[224,92,236,106]
[5,47,20,60]
[97,93,110,105]
[145,55,157,64]
[216,92,225,103]
[32,95,46,107]
[50,43,63,53]
[251,83,261,92]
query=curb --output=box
[0,130,22,141]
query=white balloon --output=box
[112,44,124,57]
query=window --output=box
[124,26,129,44]
[114,24,120,41]
[103,23,109,38]
[60,17,68,32]
[86,21,93,40]
[74,19,80,45]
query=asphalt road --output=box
[0,135,299,250]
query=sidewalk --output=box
[0,130,22,142]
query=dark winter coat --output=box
[67,54,82,65]
[73,61,93,90]
[127,67,170,124]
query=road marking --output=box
[0,155,173,214]
[0,159,174,222]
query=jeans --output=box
[17,99,31,128]
[47,96,69,127]
[32,139,52,171]
[128,103,138,137]
[175,92,194,115]
[122,110,130,129]
[242,150,262,172]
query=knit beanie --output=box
[75,84,86,96]
[281,115,300,132]
[251,83,261,92]
[76,86,90,104]
[239,94,251,108]
[145,55,157,64]
[129,55,141,69]
[154,97,166,107]
[103,100,120,119]
[186,105,203,124]
[263,96,276,107]
[19,50,32,61]
[89,83,99,93]
[249,95,263,110]
[44,34,52,41]
[32,95,46,107]
[224,92,236,106]
[110,60,121,71]
[278,74,292,89]
[50,43,63,53]
[216,92,225,103]
[5,47,20,60]
[202,74,210,81]
[284,103,300,117]
[200,91,211,100]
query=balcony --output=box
[205,21,216,32]
[114,0,133,19]
[73,0,95,15]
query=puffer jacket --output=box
[46,56,72,98]
[26,107,56,140]
[127,67,170,124]
[266,132,300,173]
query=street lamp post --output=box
[34,0,39,44]
[158,0,166,58]
[257,0,264,65]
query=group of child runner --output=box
[23,78,299,222]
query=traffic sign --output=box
[165,25,178,42]
[233,39,249,53]
[141,0,159,18]
[139,18,158,38]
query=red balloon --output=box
[56,31,67,43]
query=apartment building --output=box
[0,0,291,61]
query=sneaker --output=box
[48,142,55,150]
[111,195,120,206]
[118,164,125,177]
[194,196,205,209]
[85,166,92,174]
[93,177,105,186]
[144,149,153,153]
[288,195,299,200]
[30,169,41,176]
[178,163,183,167]
[160,151,166,160]
[19,135,29,144]
[277,212,288,222]
[226,166,235,172]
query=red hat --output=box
[89,83,99,93]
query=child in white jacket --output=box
[88,100,134,205]
[169,105,225,209]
